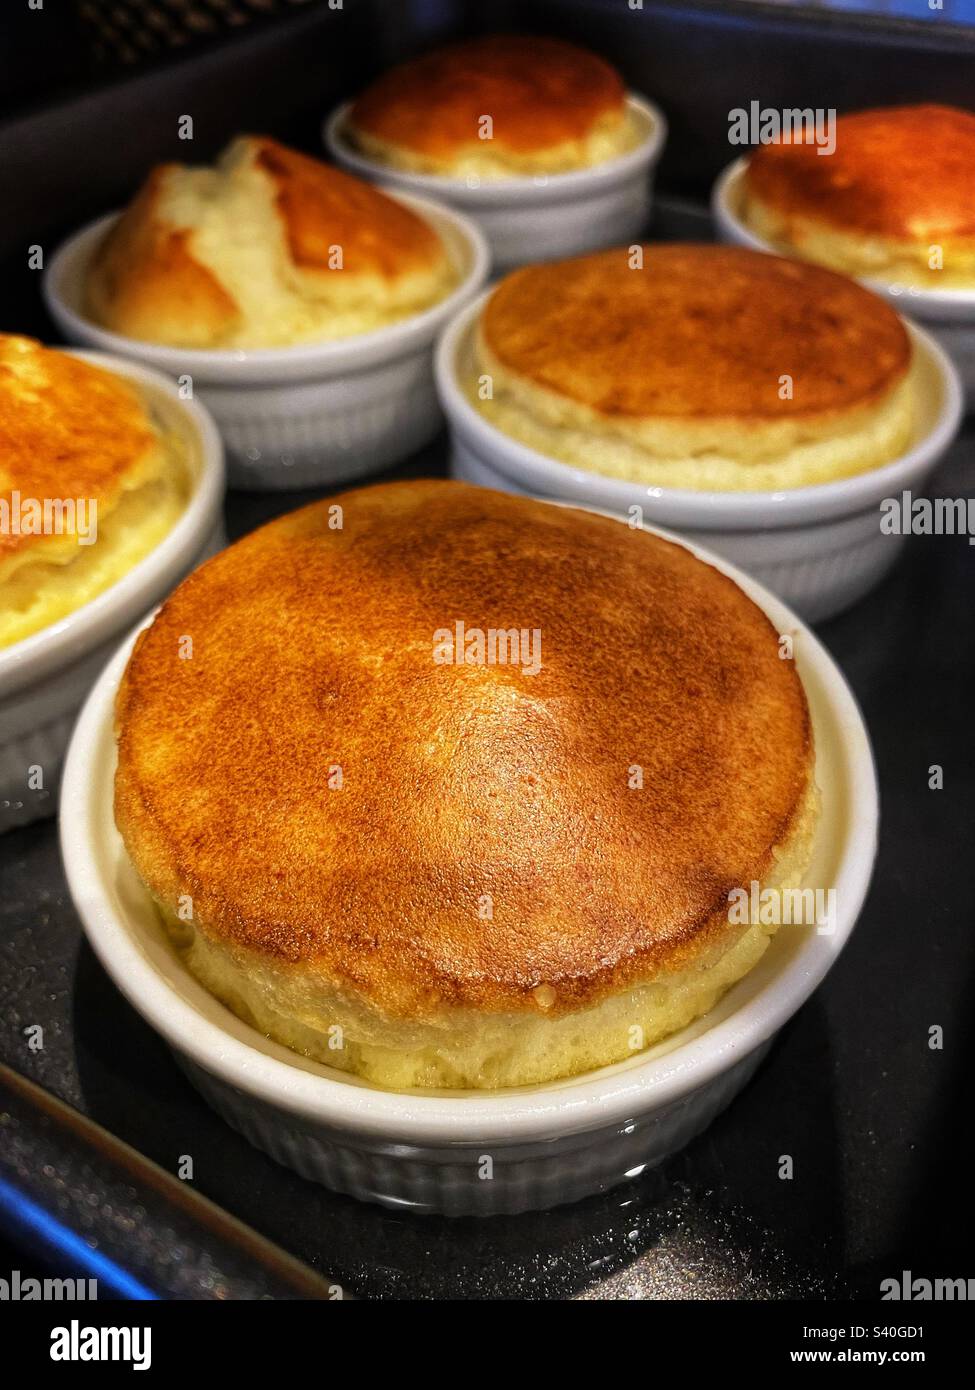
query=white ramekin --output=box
[712,156,975,406]
[324,95,667,271]
[60,518,877,1217]
[0,352,225,832]
[436,292,963,624]
[42,194,490,491]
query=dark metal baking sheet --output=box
[2,186,973,1298]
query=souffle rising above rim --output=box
[84,136,459,350]
[470,244,919,492]
[113,480,819,1090]
[739,104,975,290]
[0,334,189,649]
[344,34,641,179]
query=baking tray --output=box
[2,186,973,1299]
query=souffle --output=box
[345,35,639,179]
[85,136,458,349]
[0,335,188,649]
[114,481,817,1091]
[472,245,918,491]
[741,105,975,289]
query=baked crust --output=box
[115,481,814,1025]
[86,167,241,349]
[85,137,454,348]
[250,138,448,284]
[481,244,911,424]
[347,35,628,171]
[0,334,161,570]
[745,104,975,245]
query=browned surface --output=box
[0,334,158,563]
[85,166,241,347]
[349,34,625,159]
[115,481,812,1018]
[483,245,911,421]
[85,139,448,346]
[746,104,975,242]
[251,137,446,278]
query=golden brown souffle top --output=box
[250,137,446,276]
[483,244,912,423]
[746,104,975,244]
[87,137,448,348]
[0,333,157,567]
[348,34,626,161]
[114,481,812,1020]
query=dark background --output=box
[3,0,975,263]
[1,0,973,1299]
